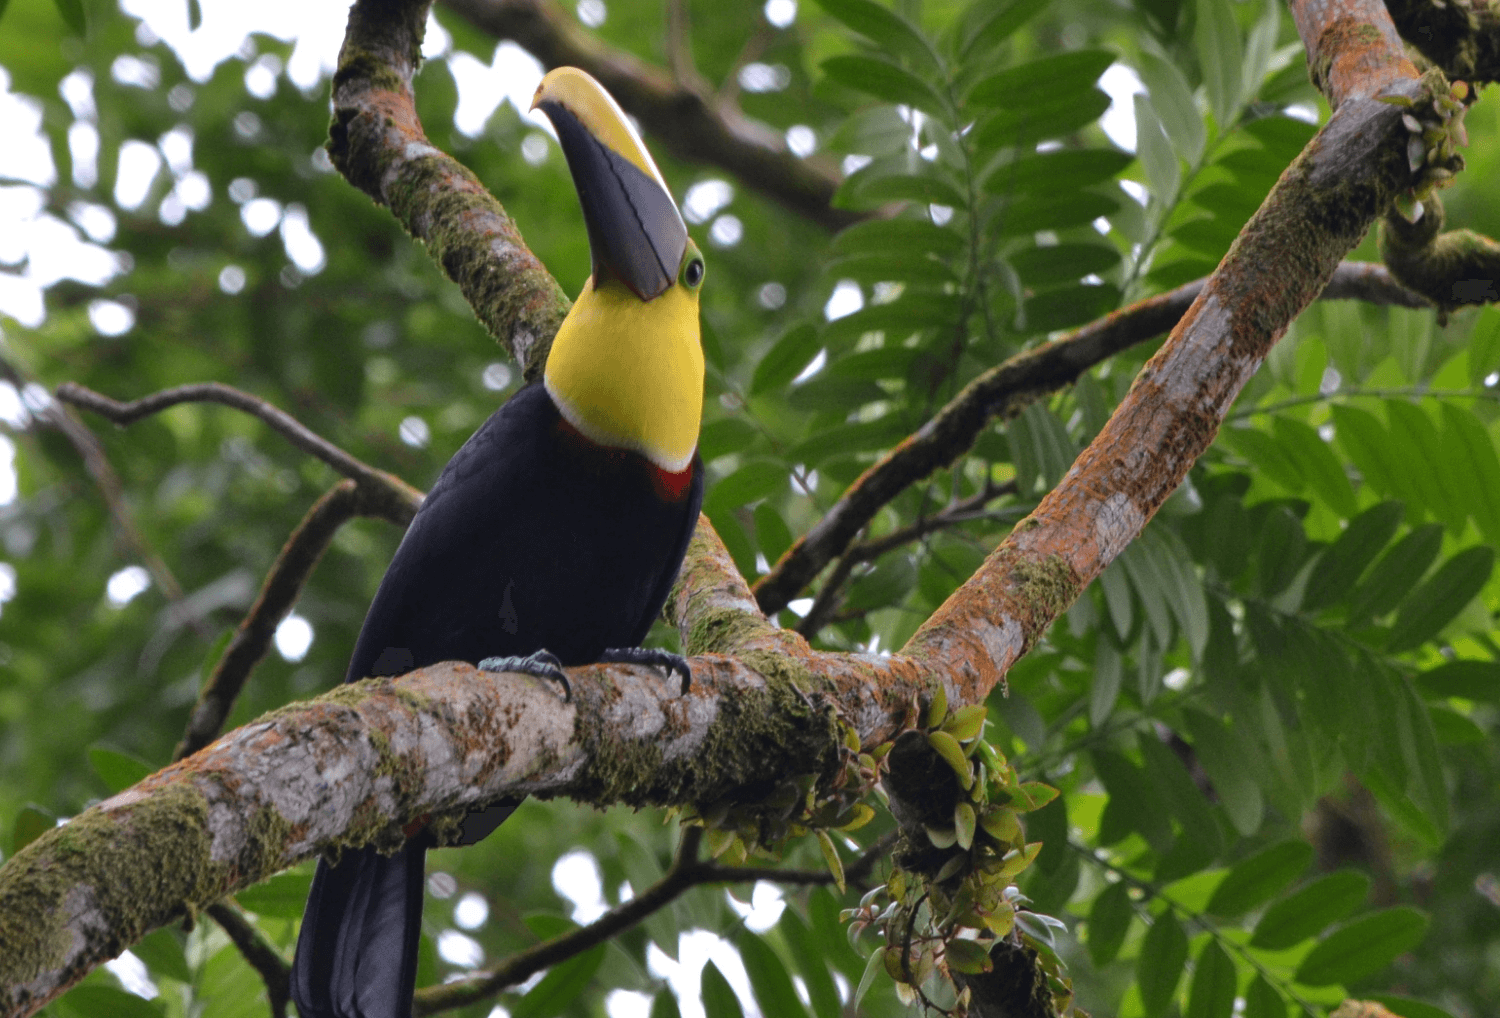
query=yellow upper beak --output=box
[531,68,689,301]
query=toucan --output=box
[290,67,706,1018]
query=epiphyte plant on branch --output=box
[1,0,1500,1017]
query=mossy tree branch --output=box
[1385,0,1500,85]
[750,260,1429,617]
[0,1,1454,1015]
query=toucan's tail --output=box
[291,843,427,1018]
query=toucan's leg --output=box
[599,646,692,695]
[479,649,570,701]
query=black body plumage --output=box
[291,382,703,1018]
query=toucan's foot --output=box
[479,650,570,701]
[599,647,692,695]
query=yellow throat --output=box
[543,273,704,474]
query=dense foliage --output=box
[1,0,1498,1016]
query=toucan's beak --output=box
[532,68,688,302]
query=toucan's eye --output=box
[683,258,704,288]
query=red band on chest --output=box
[556,418,696,502]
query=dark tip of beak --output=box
[538,100,688,301]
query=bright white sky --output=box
[0,7,1149,1009]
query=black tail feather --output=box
[292,843,427,1018]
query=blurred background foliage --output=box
[1,0,1499,1015]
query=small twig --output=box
[205,902,290,1018]
[795,480,1021,638]
[55,382,421,511]
[0,356,195,627]
[414,827,895,1016]
[175,480,381,759]
[663,0,707,91]
[753,261,1429,615]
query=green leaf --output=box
[1387,546,1494,651]
[1294,906,1431,986]
[985,148,1133,197]
[1181,709,1264,837]
[1243,975,1288,1018]
[966,49,1115,108]
[1302,500,1405,611]
[87,746,155,795]
[1090,636,1122,726]
[53,986,162,1018]
[853,947,885,1009]
[1394,676,1450,833]
[778,908,842,1018]
[1195,0,1243,128]
[1138,734,1221,866]
[996,191,1121,236]
[701,960,746,1018]
[1185,940,1236,1018]
[959,0,1046,58]
[1466,306,1500,385]
[945,938,992,973]
[1137,51,1206,164]
[235,869,314,919]
[1385,400,1468,533]
[1271,416,1357,518]
[831,218,964,260]
[1250,870,1371,950]
[814,0,941,73]
[1439,402,1500,545]
[512,918,606,1018]
[821,55,949,118]
[1333,404,1408,503]
[752,325,822,395]
[132,927,192,984]
[1417,659,1500,702]
[815,830,845,893]
[708,460,787,512]
[973,88,1113,151]
[1087,881,1132,966]
[1134,94,1180,206]
[1345,523,1443,623]
[13,804,55,853]
[1136,910,1188,1014]
[753,502,793,563]
[1205,840,1312,918]
[52,0,84,34]
[650,987,682,1018]
[1367,994,1462,1018]
[1008,242,1121,288]
[1093,750,1172,851]
[737,931,809,1018]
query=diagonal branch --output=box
[54,381,422,520]
[173,479,410,760]
[752,260,1428,616]
[414,828,898,1015]
[435,0,857,231]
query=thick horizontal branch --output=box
[437,0,859,232]
[751,261,1427,615]
[54,381,423,523]
[0,548,940,1017]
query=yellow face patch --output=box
[543,273,704,473]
